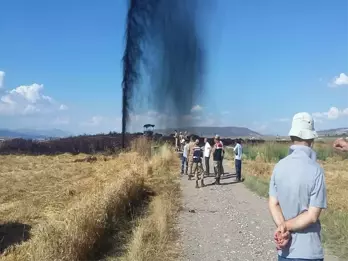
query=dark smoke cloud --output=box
[122,0,208,145]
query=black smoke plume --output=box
[121,0,208,147]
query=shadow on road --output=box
[204,172,236,179]
[203,180,241,187]
[220,173,236,180]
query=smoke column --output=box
[121,0,208,147]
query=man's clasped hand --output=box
[274,223,291,250]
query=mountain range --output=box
[0,128,72,140]
[156,126,262,138]
[317,127,348,136]
[0,126,346,140]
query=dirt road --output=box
[178,162,342,261]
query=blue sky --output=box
[0,0,347,135]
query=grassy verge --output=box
[107,144,181,261]
[243,175,269,198]
[241,142,348,259]
[0,138,180,261]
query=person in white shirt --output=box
[181,139,190,175]
[234,138,243,182]
[203,138,211,175]
[179,132,184,150]
[174,130,179,151]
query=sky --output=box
[0,0,347,135]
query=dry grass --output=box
[240,143,348,258]
[0,139,180,261]
[106,145,181,261]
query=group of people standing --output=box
[174,130,188,152]
[173,117,348,260]
[180,134,243,188]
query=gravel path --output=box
[178,161,342,261]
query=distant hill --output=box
[0,128,72,139]
[156,126,262,138]
[317,127,348,136]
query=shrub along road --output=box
[178,162,343,261]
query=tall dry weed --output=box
[0,143,180,261]
[115,146,180,261]
[130,136,152,159]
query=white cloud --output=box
[1,95,15,105]
[191,105,203,112]
[0,82,66,115]
[327,107,340,119]
[53,117,70,125]
[81,111,166,131]
[79,109,220,134]
[59,104,68,111]
[329,73,348,87]
[0,71,5,88]
[79,115,122,134]
[82,116,105,126]
[312,107,348,121]
[10,84,45,103]
[23,104,40,115]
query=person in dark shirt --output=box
[187,136,196,180]
[212,136,223,185]
[192,139,204,188]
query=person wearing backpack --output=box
[191,139,204,188]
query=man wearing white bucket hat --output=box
[268,112,327,261]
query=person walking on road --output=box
[191,139,204,188]
[268,112,327,261]
[234,138,243,182]
[181,139,189,175]
[203,138,211,176]
[212,136,223,185]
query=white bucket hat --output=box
[288,112,318,140]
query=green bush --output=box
[243,142,348,162]
[243,143,288,162]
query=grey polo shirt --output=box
[269,145,327,259]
